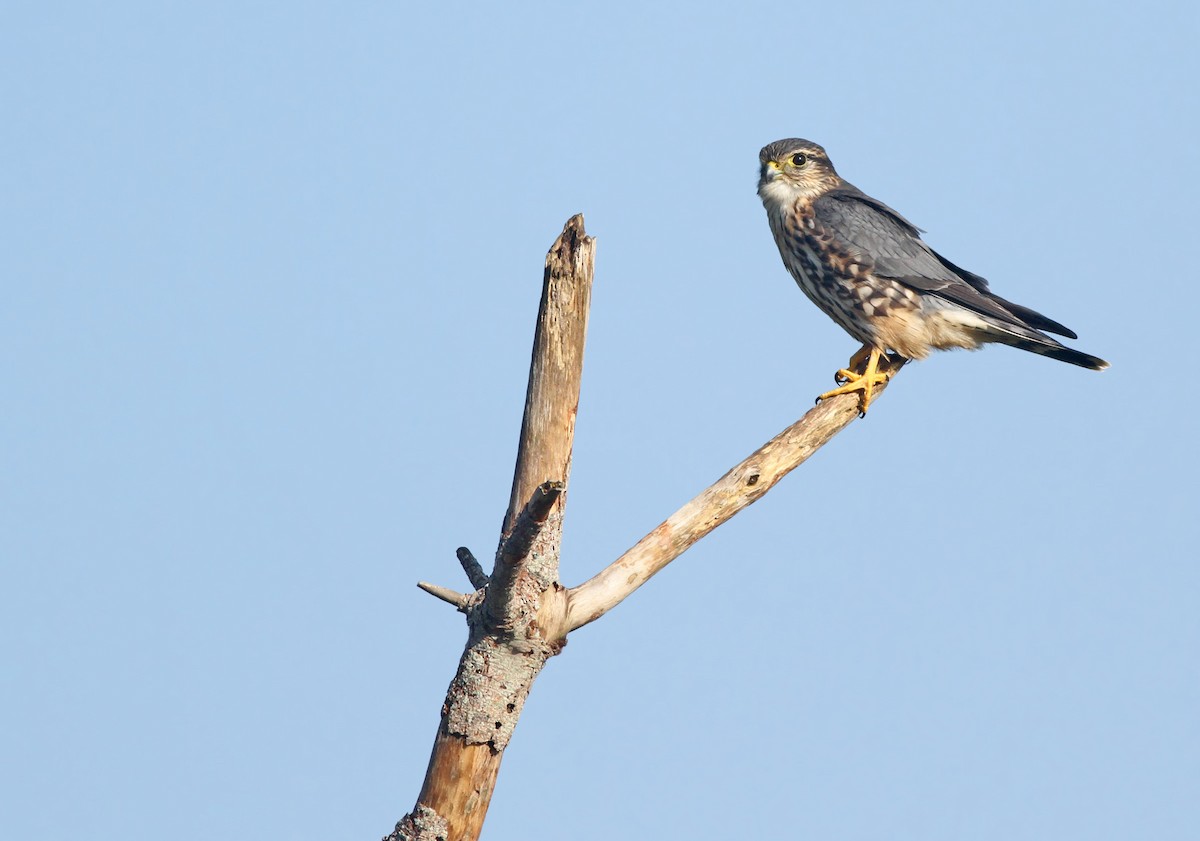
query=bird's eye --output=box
[791,153,808,167]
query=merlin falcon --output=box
[757,138,1108,415]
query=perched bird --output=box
[757,138,1108,414]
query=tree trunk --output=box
[389,216,594,841]
[388,215,897,841]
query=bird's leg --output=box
[818,344,893,416]
[834,344,876,383]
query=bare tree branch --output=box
[416,581,469,610]
[392,215,594,841]
[486,480,565,628]
[390,214,908,841]
[455,547,488,589]
[498,480,564,566]
[564,360,904,632]
[501,217,593,539]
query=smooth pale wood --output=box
[504,215,594,536]
[565,369,900,632]
[394,216,595,841]
[415,581,468,609]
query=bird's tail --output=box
[995,331,1109,370]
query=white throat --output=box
[758,174,802,212]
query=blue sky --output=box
[2,2,1197,839]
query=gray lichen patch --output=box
[444,634,550,750]
[386,804,448,841]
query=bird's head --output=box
[757,138,840,208]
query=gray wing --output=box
[934,252,1077,338]
[812,188,1076,337]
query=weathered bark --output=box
[390,215,899,841]
[391,216,594,841]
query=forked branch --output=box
[564,361,903,632]
[392,215,594,841]
[392,214,903,841]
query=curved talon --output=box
[816,345,892,415]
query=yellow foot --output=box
[817,345,894,416]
